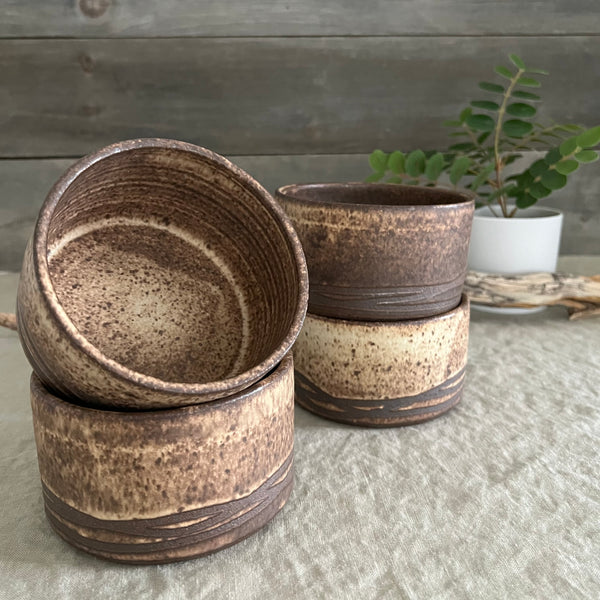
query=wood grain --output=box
[1,36,599,157]
[2,0,598,37]
[0,153,598,272]
[465,271,600,319]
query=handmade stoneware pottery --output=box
[30,353,294,564]
[293,296,470,427]
[276,183,474,321]
[18,139,308,410]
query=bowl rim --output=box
[32,138,308,399]
[275,182,475,211]
[30,353,294,418]
[473,204,563,220]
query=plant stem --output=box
[493,68,524,217]
[488,204,500,217]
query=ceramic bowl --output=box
[18,139,308,410]
[276,183,474,321]
[293,296,470,427]
[30,353,294,564]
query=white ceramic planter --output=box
[468,205,563,314]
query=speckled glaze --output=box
[18,139,308,410]
[293,296,470,427]
[276,183,474,321]
[30,353,294,564]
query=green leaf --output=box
[574,150,599,163]
[509,54,526,70]
[558,124,584,133]
[544,148,562,165]
[365,172,384,183]
[443,120,462,127]
[538,130,563,140]
[516,194,538,209]
[555,159,579,175]
[469,163,495,190]
[576,126,600,148]
[459,107,472,123]
[518,76,541,87]
[506,103,537,118]
[504,154,522,166]
[559,137,580,157]
[527,68,549,75]
[449,156,471,185]
[448,142,476,152]
[471,100,500,111]
[528,182,551,199]
[477,131,492,144]
[405,150,426,177]
[424,153,445,181]
[478,81,505,94]
[369,150,388,172]
[541,170,567,190]
[466,113,495,132]
[502,119,534,137]
[529,159,549,177]
[516,171,534,187]
[494,65,513,79]
[512,90,541,101]
[388,151,405,174]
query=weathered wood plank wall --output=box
[1,1,599,270]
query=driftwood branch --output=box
[0,312,17,331]
[464,271,600,320]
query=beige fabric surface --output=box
[0,257,598,599]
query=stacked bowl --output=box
[276,183,474,427]
[18,139,308,563]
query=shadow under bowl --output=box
[293,296,470,427]
[18,139,308,410]
[30,354,295,565]
[276,182,474,321]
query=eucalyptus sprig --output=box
[367,53,600,217]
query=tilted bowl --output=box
[276,183,474,320]
[30,353,295,564]
[18,139,308,409]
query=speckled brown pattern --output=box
[293,296,470,427]
[18,139,308,410]
[30,353,294,564]
[276,183,474,321]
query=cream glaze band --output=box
[293,296,470,427]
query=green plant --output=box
[367,53,600,217]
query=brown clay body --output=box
[276,183,474,321]
[30,354,294,564]
[18,139,308,410]
[293,296,470,427]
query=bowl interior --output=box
[44,145,302,385]
[278,183,472,208]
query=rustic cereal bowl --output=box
[30,353,294,564]
[293,296,470,427]
[18,139,308,410]
[276,183,474,321]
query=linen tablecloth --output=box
[0,257,598,599]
